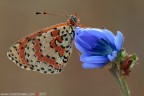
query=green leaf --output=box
[130,54,138,69]
[121,50,127,59]
[116,49,127,63]
[131,54,137,61]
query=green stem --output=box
[110,66,131,96]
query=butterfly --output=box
[7,12,81,74]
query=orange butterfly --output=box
[7,12,82,74]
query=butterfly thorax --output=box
[69,15,78,25]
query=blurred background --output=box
[0,0,143,96]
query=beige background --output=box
[0,0,144,96]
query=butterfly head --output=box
[70,15,78,22]
[69,13,80,26]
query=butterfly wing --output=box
[7,22,76,74]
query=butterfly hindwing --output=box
[7,22,76,74]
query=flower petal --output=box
[75,37,100,55]
[74,42,88,54]
[75,31,106,55]
[75,27,106,39]
[75,29,110,54]
[102,29,116,48]
[80,54,91,60]
[75,27,85,37]
[114,31,124,51]
[107,51,117,61]
[80,55,109,63]
[75,40,105,55]
[76,33,99,48]
[82,63,107,69]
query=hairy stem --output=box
[110,66,131,96]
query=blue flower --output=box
[74,27,124,69]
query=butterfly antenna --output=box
[35,11,70,17]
